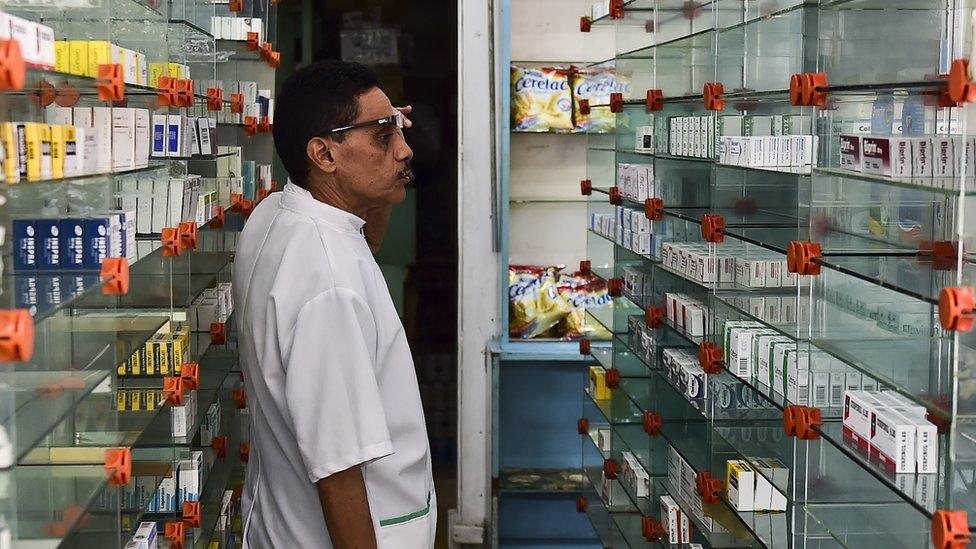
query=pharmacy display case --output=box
[0,0,278,545]
[574,0,976,547]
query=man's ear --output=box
[307,137,338,174]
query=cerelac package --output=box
[511,66,574,132]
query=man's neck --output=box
[305,177,367,220]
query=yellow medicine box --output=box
[589,366,610,400]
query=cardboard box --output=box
[112,108,136,170]
[839,135,861,171]
[726,460,756,511]
[870,405,916,474]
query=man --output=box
[233,60,435,548]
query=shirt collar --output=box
[281,180,367,233]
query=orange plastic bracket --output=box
[100,257,129,295]
[576,496,588,513]
[104,448,132,486]
[940,287,976,332]
[609,0,624,18]
[97,63,124,102]
[683,0,703,19]
[579,338,591,356]
[29,78,55,107]
[230,193,243,208]
[260,42,273,61]
[949,59,976,105]
[183,501,202,528]
[920,240,960,271]
[580,16,592,32]
[701,213,725,243]
[55,81,80,107]
[271,180,279,192]
[580,179,592,196]
[241,199,255,218]
[603,458,619,480]
[165,522,185,549]
[164,376,186,406]
[577,418,589,435]
[608,277,623,298]
[207,86,223,111]
[645,306,665,329]
[605,368,621,390]
[244,116,258,136]
[228,0,242,12]
[176,79,194,108]
[0,309,34,362]
[233,388,247,409]
[644,197,664,221]
[211,322,227,345]
[0,39,25,91]
[642,517,666,542]
[156,75,176,107]
[609,186,622,205]
[161,227,182,257]
[645,89,664,111]
[932,510,971,549]
[212,205,226,229]
[787,240,822,276]
[579,98,590,115]
[231,93,244,114]
[579,260,592,276]
[703,82,725,111]
[695,471,722,504]
[258,115,271,133]
[178,221,198,250]
[240,442,250,463]
[212,435,229,458]
[789,72,829,107]
[269,51,281,68]
[609,92,623,113]
[180,362,200,390]
[698,342,724,375]
[643,411,662,436]
[784,405,822,440]
[257,187,270,201]
[246,32,260,51]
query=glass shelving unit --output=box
[574,0,976,547]
[0,0,277,543]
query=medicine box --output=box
[726,460,756,511]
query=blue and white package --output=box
[83,216,117,269]
[14,275,39,316]
[60,218,86,269]
[12,218,39,271]
[35,218,61,270]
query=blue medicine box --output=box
[12,219,39,271]
[60,218,86,270]
[83,216,112,270]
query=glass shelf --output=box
[19,67,226,104]
[2,163,168,188]
[813,167,974,197]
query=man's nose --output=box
[395,135,414,162]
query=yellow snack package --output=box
[511,66,574,132]
[572,68,631,133]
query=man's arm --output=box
[316,466,377,549]
[363,205,392,254]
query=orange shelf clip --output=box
[100,257,129,295]
[645,89,664,111]
[698,342,723,375]
[703,82,725,111]
[55,81,80,107]
[609,92,623,113]
[605,368,621,390]
[580,16,592,32]
[175,79,194,108]
[212,205,226,229]
[244,116,258,136]
[608,277,623,297]
[577,418,589,435]
[603,458,619,480]
[164,376,186,406]
[580,179,592,196]
[259,115,271,133]
[207,86,223,111]
[949,59,976,105]
[643,412,662,436]
[609,0,624,18]
[246,32,260,51]
[165,522,185,549]
[579,260,592,276]
[231,93,244,114]
[701,213,725,243]
[97,63,124,102]
[932,510,971,549]
[211,322,227,345]
[161,227,181,257]
[644,305,664,329]
[695,471,722,504]
[609,186,621,205]
[642,517,666,542]
[29,78,55,107]
[178,221,198,250]
[0,309,34,362]
[579,338,591,356]
[104,448,132,486]
[228,0,242,11]
[576,496,588,513]
[784,405,822,440]
[240,442,250,463]
[156,75,176,107]
[644,197,664,221]
[183,501,201,528]
[0,39,25,91]
[787,241,822,276]
[579,99,590,115]
[940,287,976,332]
[233,388,247,409]
[789,72,828,107]
[180,362,200,390]
[212,435,229,458]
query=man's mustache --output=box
[397,164,415,183]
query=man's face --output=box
[327,88,414,208]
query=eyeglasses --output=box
[325,111,404,136]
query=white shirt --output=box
[233,182,435,548]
